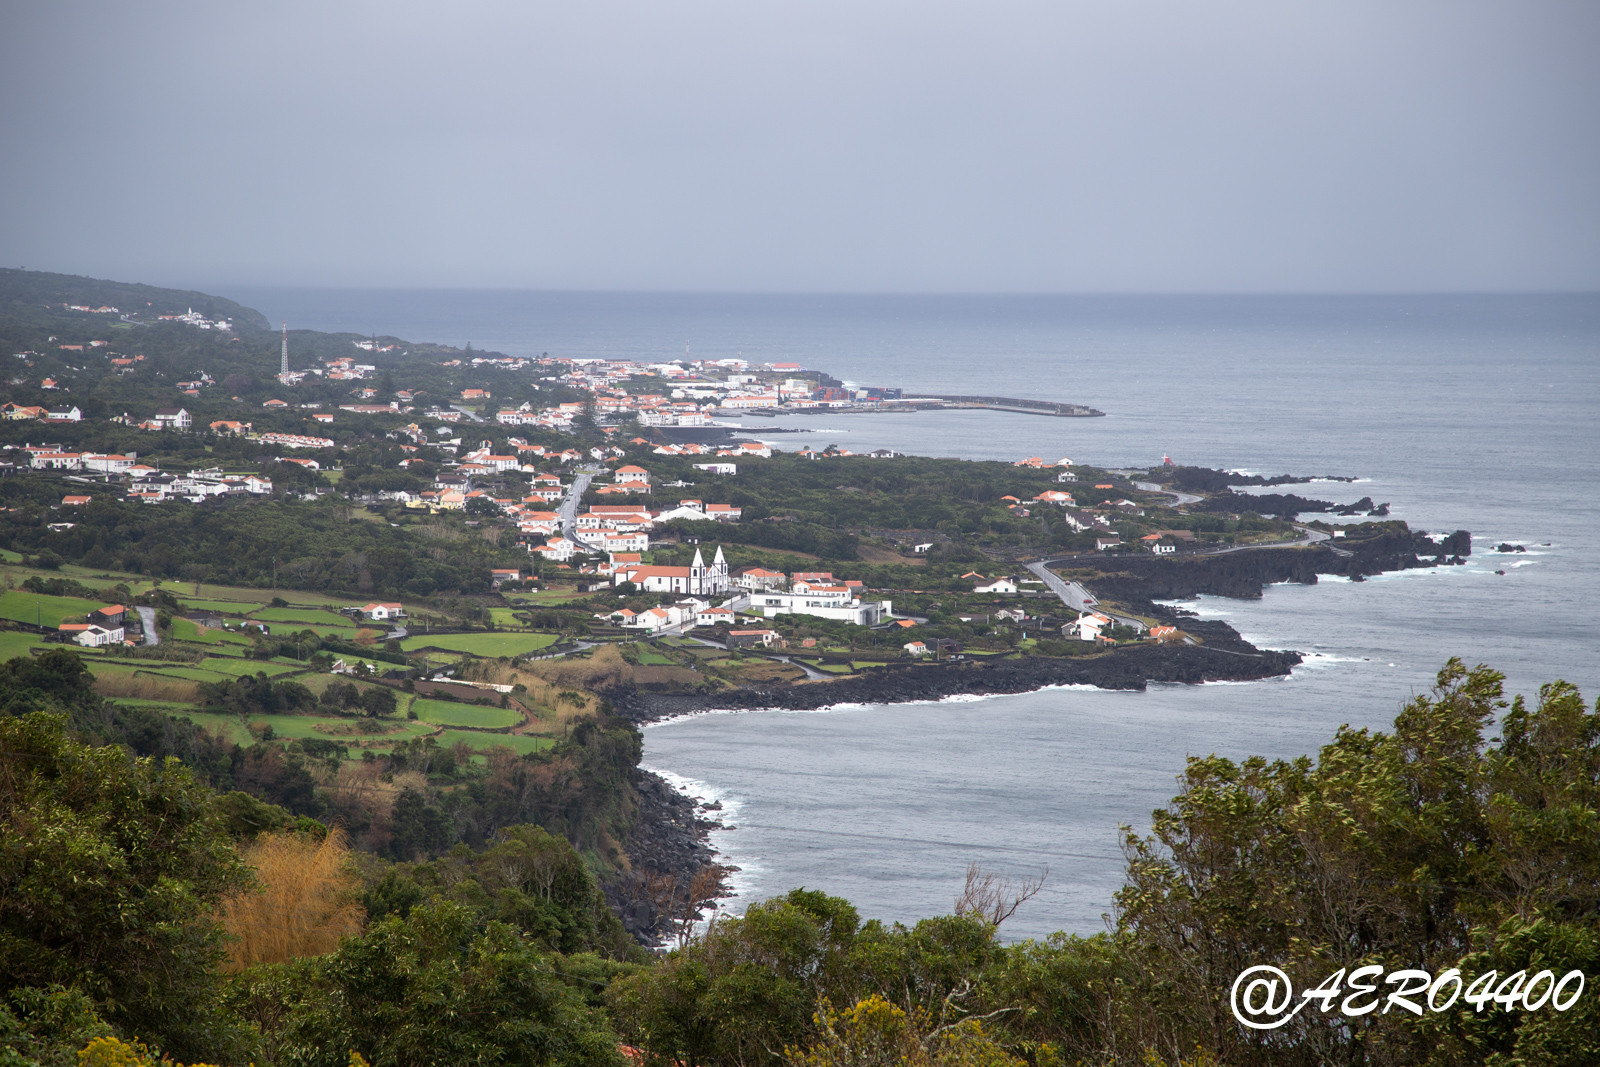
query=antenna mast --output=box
[279,321,289,381]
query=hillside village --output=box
[0,270,1432,725]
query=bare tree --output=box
[953,862,1047,927]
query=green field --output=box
[432,729,552,755]
[168,711,254,745]
[634,646,675,665]
[196,658,304,678]
[400,632,558,657]
[0,590,107,628]
[176,597,266,614]
[132,665,239,683]
[505,590,589,605]
[0,631,50,661]
[487,608,528,629]
[170,617,253,645]
[250,607,355,626]
[409,697,521,729]
[169,710,433,747]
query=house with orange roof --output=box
[614,464,651,485]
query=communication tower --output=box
[279,321,289,381]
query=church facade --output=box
[612,545,731,596]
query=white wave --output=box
[639,766,766,928]
[641,765,745,819]
[644,682,1110,726]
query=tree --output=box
[1112,660,1600,1066]
[0,712,250,1059]
[229,899,622,1067]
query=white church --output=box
[611,545,732,596]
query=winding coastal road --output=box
[1133,480,1203,507]
[1028,523,1344,617]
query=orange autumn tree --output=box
[217,828,365,970]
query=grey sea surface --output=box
[232,289,1600,938]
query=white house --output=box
[59,623,121,647]
[1072,612,1113,641]
[692,462,737,475]
[973,577,1018,594]
[614,464,651,485]
[151,407,192,431]
[534,536,577,562]
[733,566,787,592]
[361,602,405,621]
[81,453,135,474]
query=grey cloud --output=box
[1,0,1596,291]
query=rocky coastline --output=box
[604,520,1472,938]
[605,624,1300,725]
[608,768,728,945]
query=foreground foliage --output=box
[2,656,1597,1066]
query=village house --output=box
[1070,612,1114,641]
[973,576,1019,594]
[58,623,122,648]
[151,407,192,431]
[732,566,787,592]
[727,628,782,649]
[360,602,405,621]
[614,464,651,485]
[533,536,576,562]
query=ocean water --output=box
[232,288,1600,938]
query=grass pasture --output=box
[177,597,266,614]
[487,608,528,629]
[400,632,557,657]
[195,658,304,678]
[0,631,50,661]
[170,618,253,645]
[250,607,356,626]
[0,590,107,628]
[409,697,521,729]
[432,729,552,756]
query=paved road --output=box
[135,605,160,646]
[1022,560,1098,613]
[1029,523,1344,615]
[773,654,831,680]
[449,404,486,423]
[559,468,599,547]
[1133,480,1204,506]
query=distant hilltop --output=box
[0,268,272,332]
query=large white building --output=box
[730,584,892,626]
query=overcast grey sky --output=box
[2,0,1597,292]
